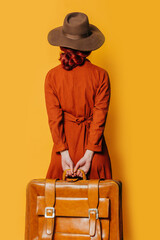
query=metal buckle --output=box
[45,207,55,218]
[88,208,99,219]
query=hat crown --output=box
[47,11,105,51]
[62,12,90,36]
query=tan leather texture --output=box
[25,179,123,240]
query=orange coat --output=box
[44,59,112,179]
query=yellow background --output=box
[0,1,160,239]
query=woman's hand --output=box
[60,150,76,177]
[73,150,94,177]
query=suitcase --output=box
[25,169,123,240]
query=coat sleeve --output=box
[44,70,69,153]
[85,70,111,152]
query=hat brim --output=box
[47,24,105,51]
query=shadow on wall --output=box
[101,57,132,240]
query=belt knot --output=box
[63,111,93,127]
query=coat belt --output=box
[63,111,93,128]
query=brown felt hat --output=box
[47,12,105,51]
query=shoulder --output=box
[88,61,109,77]
[44,64,63,87]
[45,63,62,77]
[89,62,110,85]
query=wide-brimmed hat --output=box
[47,12,105,51]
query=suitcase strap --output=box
[43,178,102,240]
[88,179,101,239]
[42,178,59,240]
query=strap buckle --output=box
[88,208,99,219]
[45,207,55,218]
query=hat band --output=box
[62,29,92,40]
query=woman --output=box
[44,12,112,179]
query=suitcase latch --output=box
[88,208,99,219]
[45,207,55,218]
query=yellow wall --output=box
[0,1,160,239]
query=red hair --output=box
[59,46,92,70]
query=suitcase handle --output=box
[62,169,87,181]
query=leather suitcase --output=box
[25,169,123,240]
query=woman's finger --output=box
[68,170,72,176]
[79,169,83,178]
[74,163,80,173]
[76,169,80,176]
[80,167,87,176]
[70,161,74,174]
